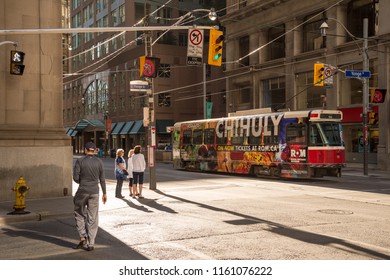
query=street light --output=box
[152,8,218,46]
[144,6,218,190]
[0,41,18,47]
[320,17,370,176]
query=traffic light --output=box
[10,50,25,75]
[370,89,387,103]
[208,29,224,66]
[313,63,324,86]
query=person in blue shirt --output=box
[114,148,127,198]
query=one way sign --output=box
[187,29,204,66]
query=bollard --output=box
[7,176,30,215]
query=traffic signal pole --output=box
[362,18,369,176]
[144,3,156,190]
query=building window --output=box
[296,72,325,109]
[239,0,247,9]
[158,64,171,78]
[103,41,109,55]
[263,77,286,110]
[303,13,324,52]
[135,3,144,22]
[111,35,117,51]
[85,81,96,115]
[239,35,250,66]
[239,85,251,104]
[119,5,125,23]
[158,93,171,107]
[90,46,95,61]
[179,32,188,46]
[83,3,94,24]
[96,43,102,58]
[268,24,285,60]
[72,0,81,10]
[111,10,118,26]
[97,80,108,113]
[157,7,172,25]
[347,0,377,39]
[111,73,117,87]
[118,33,125,48]
[71,12,81,28]
[129,96,135,110]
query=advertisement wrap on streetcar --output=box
[172,109,345,179]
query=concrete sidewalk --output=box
[0,179,162,226]
[0,166,388,226]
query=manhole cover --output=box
[317,209,354,215]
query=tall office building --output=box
[63,0,226,154]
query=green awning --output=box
[111,122,125,135]
[129,120,145,134]
[110,123,117,133]
[66,128,78,137]
[156,119,174,133]
[74,119,104,131]
[119,121,135,134]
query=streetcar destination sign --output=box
[345,70,371,78]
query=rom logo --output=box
[291,149,306,158]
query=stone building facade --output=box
[0,0,72,202]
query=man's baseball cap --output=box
[84,142,96,151]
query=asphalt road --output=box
[0,159,389,260]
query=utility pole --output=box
[362,18,369,176]
[144,2,156,190]
[203,63,207,119]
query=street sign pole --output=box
[144,3,156,190]
[362,18,369,176]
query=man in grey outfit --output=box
[73,141,107,251]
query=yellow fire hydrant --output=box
[10,176,30,215]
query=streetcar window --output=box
[193,129,203,144]
[319,123,343,146]
[183,130,192,144]
[286,124,307,144]
[309,124,323,146]
[204,128,215,145]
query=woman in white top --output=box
[127,149,135,197]
[132,145,146,198]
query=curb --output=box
[0,211,74,226]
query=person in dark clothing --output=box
[73,141,107,251]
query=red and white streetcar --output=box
[172,109,345,178]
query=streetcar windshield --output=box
[310,122,343,146]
